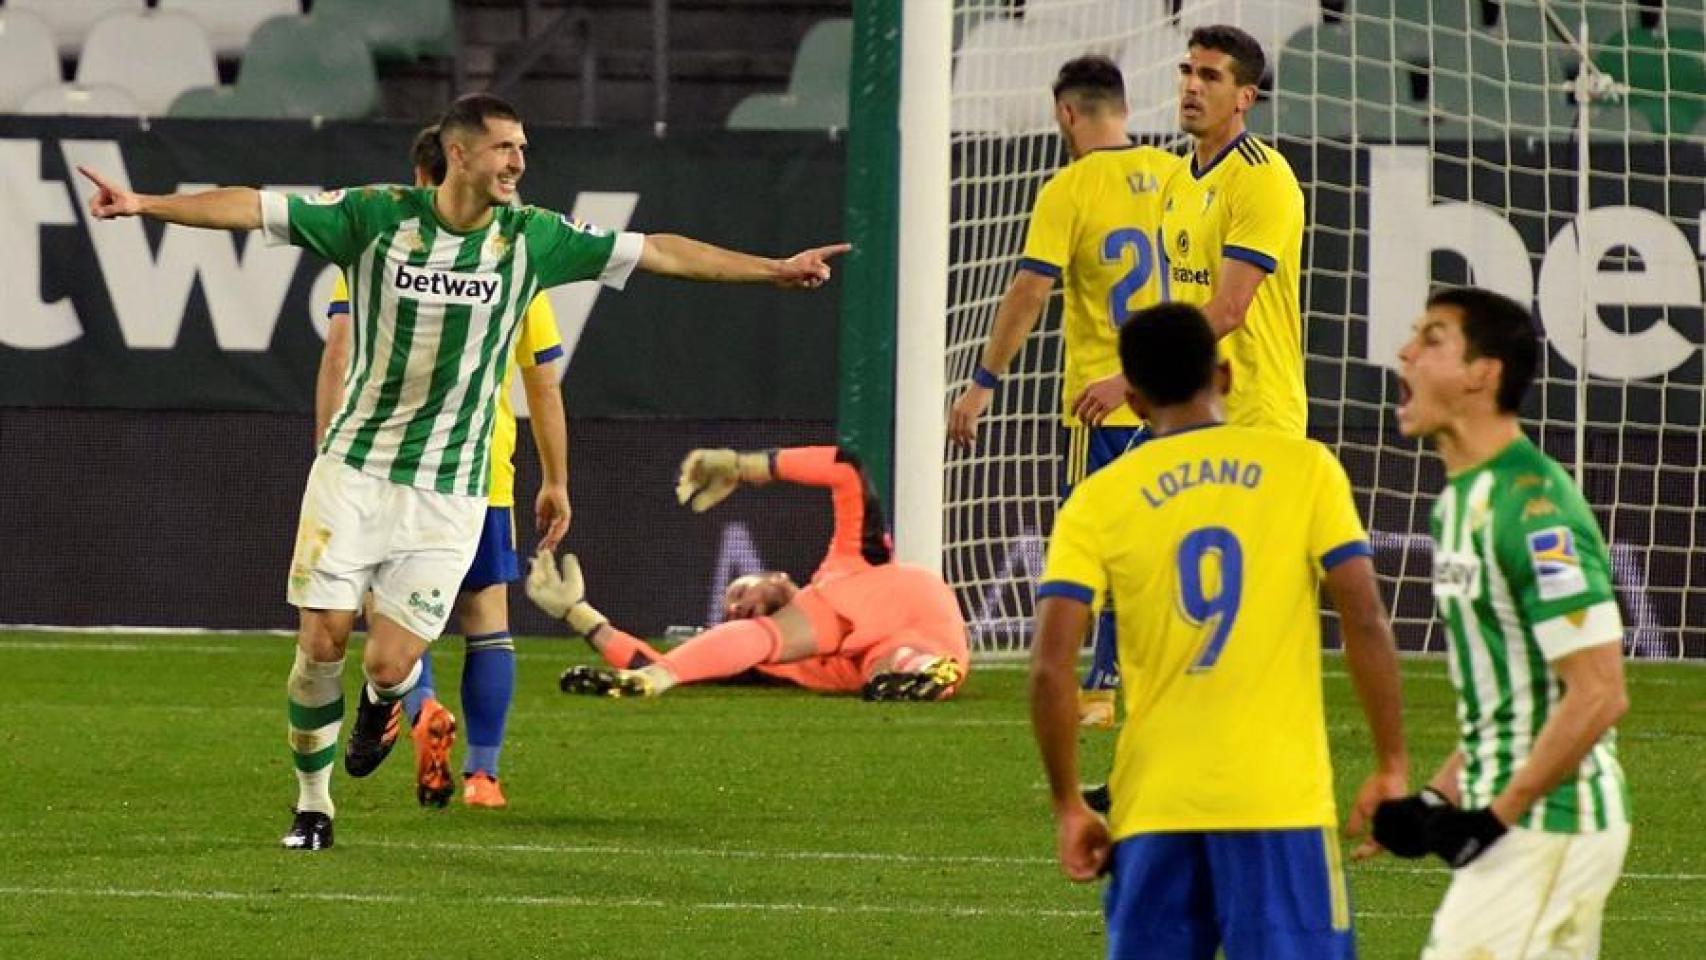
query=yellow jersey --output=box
[1038,423,1371,837]
[1019,145,1180,427]
[1159,133,1307,436]
[327,275,563,507]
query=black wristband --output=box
[972,366,1000,389]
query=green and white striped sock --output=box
[287,648,346,817]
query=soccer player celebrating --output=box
[80,92,848,851]
[1160,26,1307,437]
[1030,302,1408,958]
[527,446,969,701]
[317,125,566,810]
[1373,288,1630,958]
[947,55,1180,728]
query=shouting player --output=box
[317,125,565,810]
[1160,25,1307,437]
[1030,303,1408,958]
[1373,288,1630,959]
[948,55,1180,727]
[80,92,848,851]
[527,446,969,701]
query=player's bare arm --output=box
[638,234,850,288]
[1323,554,1410,859]
[78,166,262,230]
[1488,642,1628,825]
[1200,257,1266,338]
[314,314,352,447]
[949,268,1056,446]
[1069,372,1133,427]
[1029,595,1111,882]
[521,360,571,550]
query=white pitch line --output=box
[363,836,1055,868]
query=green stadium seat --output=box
[1594,27,1705,134]
[168,83,289,119]
[235,14,378,119]
[314,0,455,61]
[1273,22,1404,141]
[728,18,850,131]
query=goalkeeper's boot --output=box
[558,665,656,698]
[344,688,403,778]
[862,657,964,702]
[1077,689,1117,730]
[412,698,457,808]
[281,809,334,852]
[462,771,507,809]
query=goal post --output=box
[888,0,1705,660]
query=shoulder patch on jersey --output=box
[305,189,346,206]
[1528,526,1587,601]
[558,213,609,237]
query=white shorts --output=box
[286,455,486,641]
[1422,823,1631,960]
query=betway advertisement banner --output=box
[0,119,844,419]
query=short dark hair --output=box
[1052,55,1126,111]
[412,124,447,185]
[1426,286,1540,413]
[1188,25,1266,87]
[437,92,522,143]
[1118,303,1220,407]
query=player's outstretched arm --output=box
[1323,554,1410,859]
[77,166,261,230]
[674,448,772,512]
[525,550,607,637]
[638,234,850,288]
[949,269,1055,446]
[1029,595,1110,882]
[521,362,571,550]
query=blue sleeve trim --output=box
[1223,245,1277,274]
[326,302,350,318]
[1321,540,1374,571]
[532,344,565,365]
[1017,257,1062,280]
[1037,581,1095,605]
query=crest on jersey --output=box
[1201,188,1217,213]
[305,189,346,206]
[396,229,426,255]
[1176,230,1191,255]
[488,233,511,258]
[1528,526,1587,601]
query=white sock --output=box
[365,657,423,703]
[287,648,345,817]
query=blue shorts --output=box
[1061,424,1151,499]
[460,507,519,592]
[1104,828,1354,960]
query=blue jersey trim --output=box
[1223,245,1277,273]
[1038,581,1096,605]
[1321,540,1374,571]
[532,344,565,365]
[1018,257,1063,279]
[326,301,350,318]
[1191,131,1250,180]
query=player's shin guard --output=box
[402,652,437,727]
[461,632,515,777]
[286,647,346,817]
[658,618,784,685]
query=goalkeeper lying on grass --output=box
[527,446,970,701]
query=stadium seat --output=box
[950,16,1084,135]
[313,0,457,61]
[235,15,380,120]
[1273,22,1402,140]
[1594,27,1705,134]
[158,0,301,59]
[1585,97,1659,137]
[1173,0,1320,81]
[168,84,289,120]
[0,10,61,113]
[75,10,219,117]
[728,19,851,131]
[18,83,140,117]
[7,0,146,57]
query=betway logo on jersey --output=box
[391,262,503,307]
[1432,550,1482,601]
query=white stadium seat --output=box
[8,0,146,56]
[76,10,219,116]
[0,9,62,113]
[18,83,141,118]
[159,0,301,58]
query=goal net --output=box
[940,0,1705,659]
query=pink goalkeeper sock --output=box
[598,628,664,670]
[659,618,784,685]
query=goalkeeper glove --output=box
[1372,788,1451,859]
[674,448,771,512]
[525,549,607,637]
[1424,806,1508,869]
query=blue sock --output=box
[462,631,515,777]
[1082,608,1121,691]
[402,651,437,725]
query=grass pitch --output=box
[0,630,1701,958]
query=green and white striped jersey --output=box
[261,186,642,496]
[1429,436,1629,834]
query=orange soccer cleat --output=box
[462,771,507,809]
[1078,689,1117,730]
[412,698,458,808]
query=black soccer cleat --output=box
[1082,783,1111,815]
[344,689,403,778]
[558,665,654,698]
[861,658,964,702]
[281,809,334,851]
